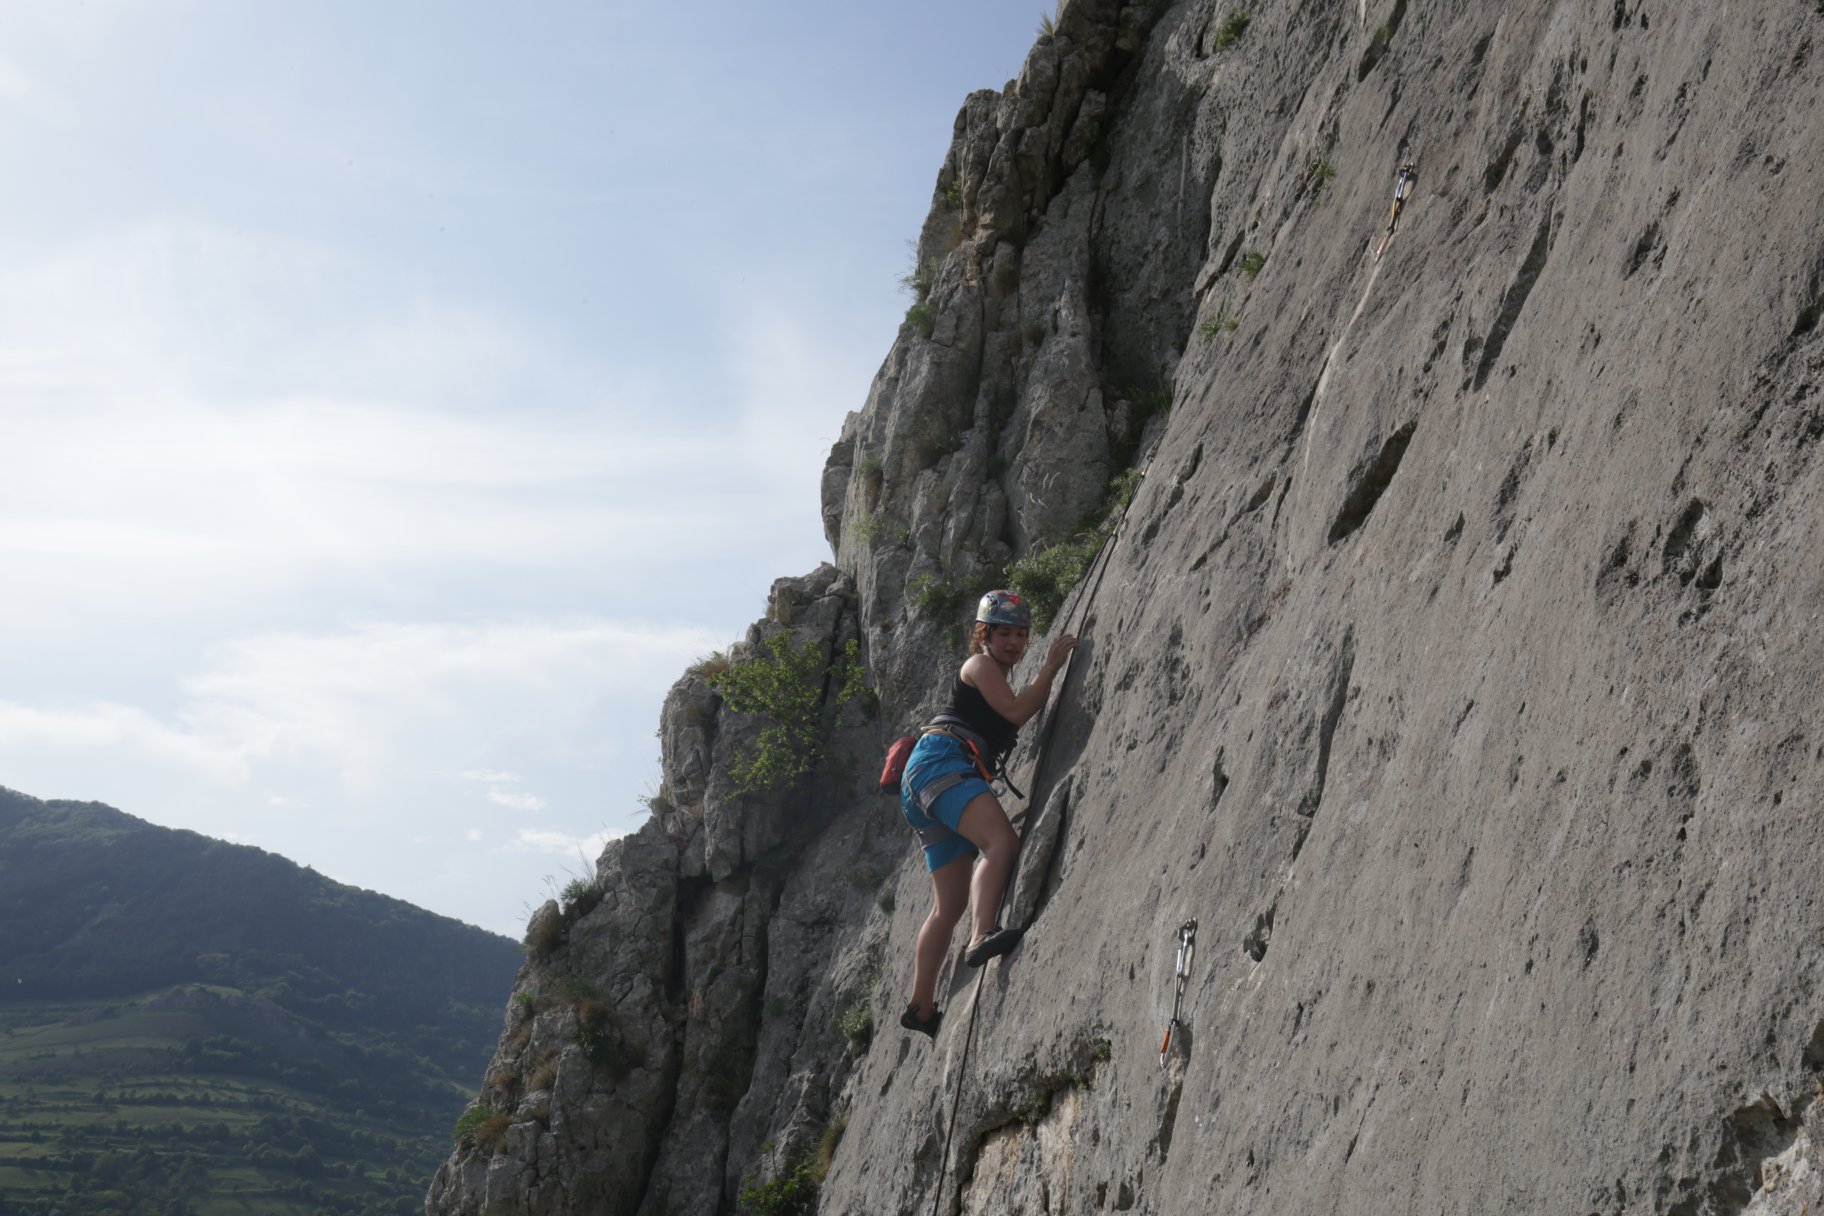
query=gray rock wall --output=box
[429,1,1824,1213]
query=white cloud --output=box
[0,57,31,102]
[175,618,717,789]
[506,827,619,858]
[0,615,712,813]
[0,614,692,935]
[0,219,845,648]
[0,700,247,784]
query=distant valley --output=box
[0,786,522,1216]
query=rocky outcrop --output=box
[426,566,902,1216]
[430,1,1824,1213]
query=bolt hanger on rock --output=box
[1159,918,1198,1068]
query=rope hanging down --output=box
[926,447,1159,1216]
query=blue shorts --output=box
[899,733,992,872]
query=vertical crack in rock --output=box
[1356,0,1407,81]
[1287,372,1323,449]
[1623,219,1665,279]
[1154,1055,1188,1162]
[1793,268,1822,337]
[1009,774,1072,930]
[1470,215,1554,390]
[1483,116,1530,196]
[1299,631,1357,822]
[1328,424,1417,544]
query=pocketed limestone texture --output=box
[429,2,1824,1213]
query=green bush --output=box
[877,890,896,915]
[1238,250,1267,279]
[688,650,732,680]
[741,1162,820,1216]
[905,302,936,337]
[1307,157,1337,195]
[845,864,884,890]
[709,636,874,795]
[838,1000,873,1054]
[900,253,939,301]
[1022,1089,1052,1125]
[1006,536,1101,633]
[1196,303,1242,342]
[1005,467,1146,631]
[1212,8,1250,51]
[452,1103,510,1152]
[906,573,960,622]
[814,1115,847,1179]
[1102,466,1143,519]
[560,876,602,918]
[854,513,909,548]
[575,1012,637,1078]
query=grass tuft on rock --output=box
[1212,8,1250,51]
[1005,467,1146,631]
[452,1102,512,1153]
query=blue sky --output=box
[0,2,1044,937]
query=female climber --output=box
[897,589,1078,1038]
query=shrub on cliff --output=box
[709,635,873,795]
[452,1102,510,1153]
[741,1161,819,1216]
[1006,466,1144,631]
[1212,8,1250,51]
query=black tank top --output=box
[937,673,1018,761]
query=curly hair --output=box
[967,621,992,655]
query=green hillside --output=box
[0,787,524,1216]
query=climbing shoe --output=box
[900,1003,942,1039]
[963,926,1023,968]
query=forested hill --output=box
[0,786,519,1077]
[0,785,524,1216]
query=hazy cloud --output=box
[507,827,619,858]
[0,57,31,101]
[487,789,546,813]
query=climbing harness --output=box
[1157,919,1198,1068]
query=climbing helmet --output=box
[976,589,1032,629]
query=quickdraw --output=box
[1158,919,1198,1068]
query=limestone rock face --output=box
[425,568,900,1216]
[430,1,1824,1213]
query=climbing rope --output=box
[1020,447,1159,797]
[926,443,1162,1216]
